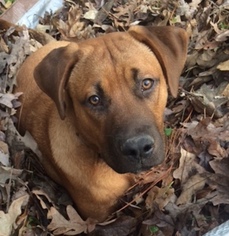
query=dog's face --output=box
[34,26,188,174]
[67,34,167,173]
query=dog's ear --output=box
[34,43,79,119]
[128,26,188,97]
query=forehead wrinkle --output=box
[102,37,122,66]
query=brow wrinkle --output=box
[95,82,105,98]
[131,68,139,83]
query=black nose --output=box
[121,135,154,159]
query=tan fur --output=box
[15,26,188,221]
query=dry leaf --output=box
[221,83,229,98]
[187,83,228,118]
[205,160,229,206]
[47,205,92,235]
[94,0,114,24]
[207,140,228,158]
[0,141,9,166]
[0,166,23,187]
[0,194,29,236]
[93,216,137,236]
[216,30,229,42]
[145,185,175,211]
[32,189,54,210]
[217,60,229,71]
[84,9,98,20]
[176,174,206,205]
[173,148,203,184]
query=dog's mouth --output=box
[102,133,165,174]
[103,152,164,174]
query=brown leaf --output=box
[32,189,54,210]
[0,140,9,166]
[173,148,204,184]
[216,30,229,42]
[209,158,229,178]
[181,117,229,158]
[221,83,229,98]
[145,185,175,211]
[0,166,23,187]
[47,205,92,235]
[0,37,9,53]
[202,158,229,205]
[208,140,228,157]
[142,210,174,236]
[92,216,137,236]
[176,174,206,205]
[206,177,229,205]
[94,0,115,24]
[0,193,29,236]
[217,60,229,71]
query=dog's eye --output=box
[88,95,100,106]
[141,79,154,91]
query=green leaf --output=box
[149,225,159,233]
[165,127,173,137]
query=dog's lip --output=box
[132,164,154,174]
[101,151,158,174]
[116,162,155,174]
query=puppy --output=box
[15,25,188,221]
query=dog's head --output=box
[34,26,188,174]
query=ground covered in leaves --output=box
[0,0,229,235]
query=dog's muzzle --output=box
[104,125,164,174]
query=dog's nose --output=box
[121,135,154,159]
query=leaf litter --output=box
[0,0,229,235]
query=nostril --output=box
[121,141,139,159]
[143,144,153,153]
[128,149,138,157]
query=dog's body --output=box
[15,26,188,221]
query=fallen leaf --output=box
[93,216,137,236]
[216,30,229,42]
[94,0,114,24]
[0,166,23,186]
[173,148,204,184]
[0,141,9,166]
[207,139,228,157]
[145,185,175,211]
[205,165,229,206]
[217,60,229,71]
[176,174,206,205]
[189,0,202,8]
[0,93,15,108]
[209,158,229,178]
[32,189,54,210]
[143,210,174,236]
[221,83,229,97]
[47,205,92,235]
[0,193,29,236]
[84,9,98,20]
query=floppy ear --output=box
[128,26,188,97]
[34,43,79,119]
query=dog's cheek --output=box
[148,78,168,129]
[71,108,103,153]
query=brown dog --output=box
[15,25,188,221]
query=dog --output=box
[14,25,188,221]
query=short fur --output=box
[15,26,188,221]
